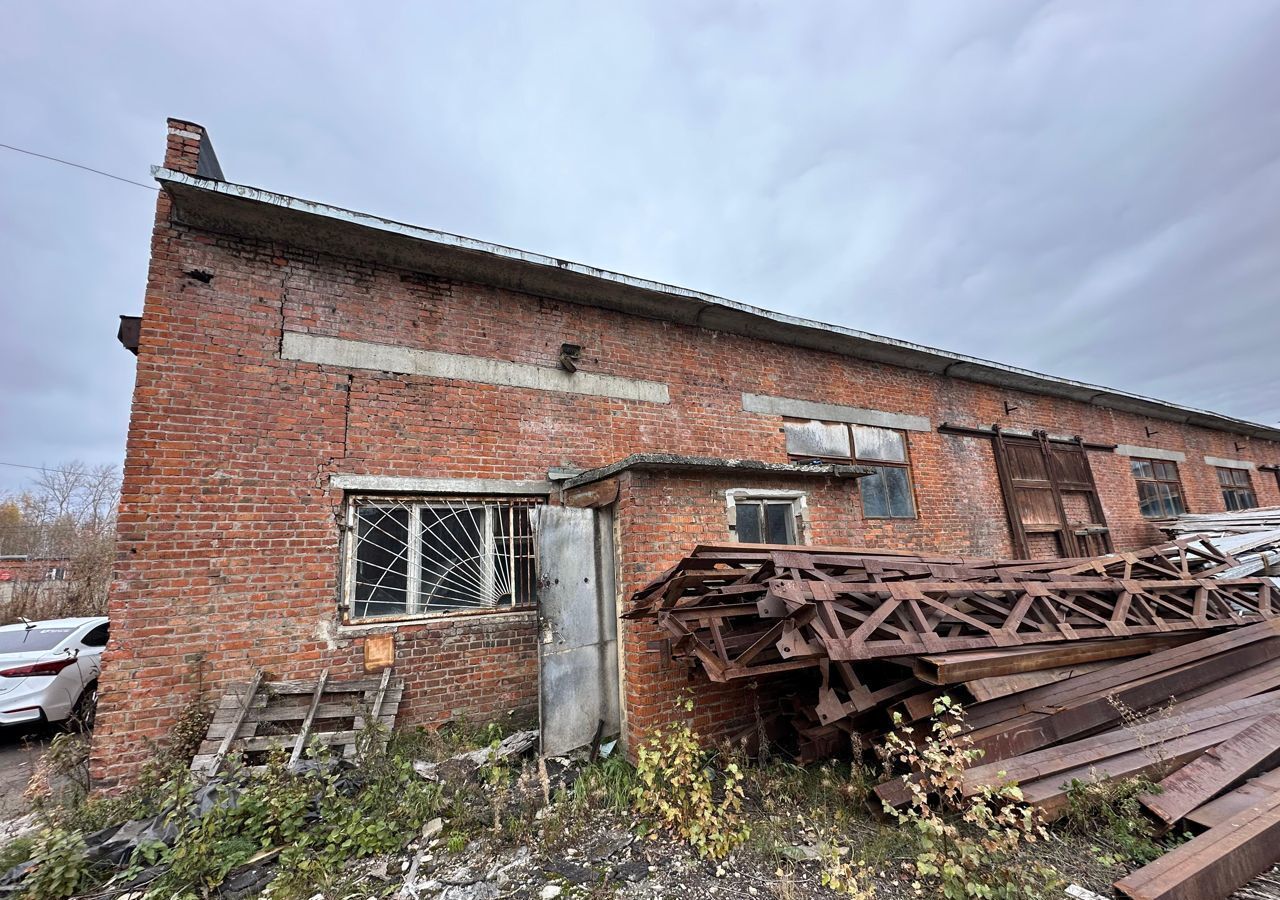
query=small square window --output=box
[728,492,804,545]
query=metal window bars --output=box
[345,496,540,620]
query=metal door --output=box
[992,430,1112,559]
[532,505,620,757]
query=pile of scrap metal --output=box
[1162,505,1280,579]
[627,539,1280,899]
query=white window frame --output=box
[724,489,809,545]
[342,494,542,623]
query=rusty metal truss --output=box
[628,539,1278,683]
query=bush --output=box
[877,696,1058,899]
[20,829,89,900]
[632,696,750,860]
[3,714,444,900]
[1061,774,1167,867]
[144,740,444,900]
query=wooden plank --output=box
[1020,732,1232,819]
[347,668,394,758]
[290,668,329,765]
[196,670,263,777]
[262,676,391,694]
[236,721,396,753]
[1158,655,1280,715]
[192,675,403,775]
[201,688,401,739]
[208,691,268,725]
[961,623,1280,734]
[203,700,364,734]
[1140,714,1280,827]
[1114,790,1280,900]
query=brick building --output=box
[0,556,71,615]
[94,118,1280,785]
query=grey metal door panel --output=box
[533,505,620,757]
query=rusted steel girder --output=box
[628,541,1277,753]
[638,566,1274,680]
[1115,784,1280,899]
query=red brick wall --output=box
[614,471,871,748]
[93,120,1280,785]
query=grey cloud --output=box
[3,0,1279,493]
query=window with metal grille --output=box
[344,496,540,620]
[1130,458,1186,518]
[1216,467,1257,511]
[782,420,916,519]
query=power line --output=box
[0,142,158,191]
[0,461,118,477]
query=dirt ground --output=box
[0,725,47,824]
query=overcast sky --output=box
[3,1,1280,494]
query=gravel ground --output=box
[0,725,47,824]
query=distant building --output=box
[0,555,72,610]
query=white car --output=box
[0,616,108,729]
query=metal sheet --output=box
[534,506,620,757]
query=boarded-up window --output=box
[1131,458,1186,518]
[783,420,852,459]
[1217,467,1257,511]
[991,431,1112,559]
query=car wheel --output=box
[68,681,99,733]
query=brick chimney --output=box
[163,118,224,180]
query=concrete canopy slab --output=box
[561,454,873,491]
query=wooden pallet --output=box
[191,669,403,777]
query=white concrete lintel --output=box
[153,166,1280,442]
[742,393,930,432]
[1114,445,1186,463]
[331,475,553,495]
[282,331,669,404]
[1204,456,1255,470]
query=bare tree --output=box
[0,462,121,623]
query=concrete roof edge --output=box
[561,454,874,490]
[152,167,1280,444]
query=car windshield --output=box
[0,628,75,653]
